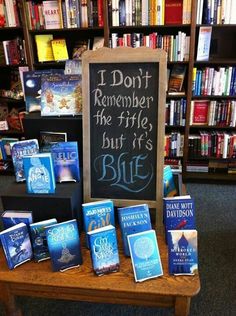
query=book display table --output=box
[0,232,200,316]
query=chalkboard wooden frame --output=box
[82,47,166,231]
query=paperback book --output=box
[50,141,80,183]
[1,210,33,229]
[117,204,152,256]
[87,225,120,276]
[10,139,39,182]
[23,153,56,194]
[168,64,186,93]
[167,229,198,275]
[51,38,69,61]
[127,230,163,282]
[82,200,115,248]
[45,219,83,272]
[30,218,57,262]
[0,223,33,269]
[163,165,177,197]
[196,26,212,62]
[41,74,83,116]
[39,131,67,152]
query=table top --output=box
[0,232,200,298]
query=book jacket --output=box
[51,141,80,183]
[87,225,120,276]
[41,74,82,116]
[117,204,152,256]
[30,218,57,262]
[0,223,33,269]
[82,200,115,248]
[127,230,163,282]
[1,210,33,229]
[10,139,39,182]
[23,153,56,194]
[163,165,177,197]
[45,219,83,272]
[167,229,198,275]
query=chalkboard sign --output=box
[82,47,167,229]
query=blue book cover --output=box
[0,223,33,269]
[30,218,57,262]
[82,200,115,248]
[127,230,163,282]
[167,229,198,275]
[87,225,120,276]
[45,219,83,272]
[118,204,152,256]
[163,165,177,197]
[1,211,33,229]
[51,142,80,183]
[23,153,56,194]
[23,69,64,113]
[10,139,39,182]
[163,195,196,238]
[40,74,82,116]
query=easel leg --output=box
[175,296,191,316]
[0,283,22,316]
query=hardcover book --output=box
[45,219,83,272]
[165,0,183,25]
[127,230,163,282]
[10,139,39,183]
[64,60,82,75]
[39,131,67,152]
[23,153,56,194]
[167,229,198,275]
[50,141,80,183]
[35,34,54,62]
[40,74,83,116]
[87,225,120,276]
[42,0,62,29]
[0,223,33,269]
[196,26,212,62]
[190,100,210,125]
[163,165,177,197]
[82,200,115,248]
[1,210,33,229]
[168,64,186,93]
[30,218,57,262]
[51,38,69,61]
[117,204,152,256]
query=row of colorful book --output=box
[0,0,20,27]
[192,66,236,97]
[164,132,184,158]
[110,32,190,62]
[165,98,187,126]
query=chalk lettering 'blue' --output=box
[93,153,154,193]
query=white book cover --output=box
[196,26,212,61]
[43,1,61,29]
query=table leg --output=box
[174,296,191,316]
[0,283,22,316]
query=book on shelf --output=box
[127,229,163,282]
[23,152,56,194]
[72,39,90,60]
[45,219,83,272]
[117,204,152,256]
[10,139,39,183]
[35,34,54,62]
[1,211,33,230]
[0,137,19,160]
[190,100,210,125]
[82,200,115,248]
[0,223,33,270]
[50,141,80,183]
[168,64,186,93]
[40,74,83,116]
[196,26,212,62]
[4,0,20,27]
[39,131,68,152]
[64,60,82,75]
[51,38,69,61]
[87,225,120,276]
[167,229,198,275]
[30,218,57,263]
[42,0,62,29]
[163,165,177,197]
[92,37,105,50]
[164,0,183,25]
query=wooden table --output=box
[0,233,200,316]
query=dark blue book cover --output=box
[23,152,56,194]
[118,204,152,256]
[0,223,33,269]
[30,218,57,262]
[1,211,33,229]
[51,142,80,183]
[167,229,198,275]
[10,139,39,182]
[45,219,82,272]
[127,230,163,282]
[82,200,115,248]
[87,225,120,276]
[163,165,177,197]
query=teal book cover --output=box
[163,165,177,197]
[127,230,163,282]
[23,153,56,194]
[87,225,120,276]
